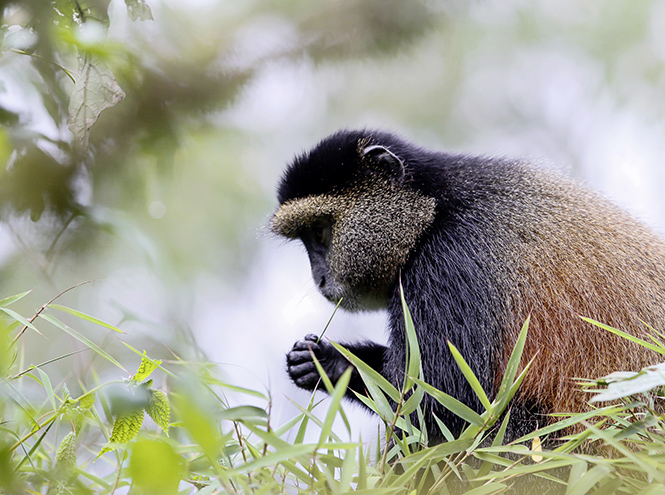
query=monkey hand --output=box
[286,334,351,391]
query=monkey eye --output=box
[310,219,332,248]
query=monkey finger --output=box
[290,340,321,353]
[288,362,317,379]
[287,349,318,364]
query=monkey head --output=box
[270,131,437,311]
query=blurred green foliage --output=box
[2,289,665,494]
[1,1,665,491]
[0,0,440,230]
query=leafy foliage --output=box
[2,1,665,493]
[2,287,665,494]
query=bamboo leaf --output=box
[413,377,484,426]
[582,317,665,355]
[232,443,316,473]
[310,352,352,434]
[49,304,125,333]
[219,405,267,422]
[447,340,491,411]
[464,483,507,495]
[0,290,32,307]
[399,282,421,391]
[36,368,56,411]
[496,316,530,402]
[54,431,77,479]
[566,464,613,495]
[1,308,42,335]
[38,313,126,372]
[318,367,352,447]
[400,385,425,416]
[331,341,400,402]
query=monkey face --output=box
[271,133,438,312]
[271,182,436,312]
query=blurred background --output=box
[1,0,665,440]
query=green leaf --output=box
[309,351,353,435]
[432,412,455,442]
[120,341,174,377]
[331,341,400,402]
[79,393,96,410]
[129,439,184,495]
[447,340,492,411]
[233,443,316,474]
[243,422,295,451]
[495,316,530,406]
[290,395,316,444]
[338,445,357,492]
[511,404,624,445]
[67,55,126,149]
[125,0,154,21]
[496,354,536,419]
[463,483,507,495]
[175,398,225,460]
[56,431,77,465]
[413,377,484,426]
[400,385,425,416]
[132,351,163,382]
[146,389,171,435]
[310,348,336,395]
[49,304,125,333]
[330,341,396,421]
[473,459,576,480]
[590,362,665,402]
[0,307,42,335]
[97,408,144,458]
[566,465,614,495]
[318,367,353,447]
[36,368,56,411]
[399,282,421,391]
[582,317,665,355]
[39,313,126,372]
[54,431,78,482]
[476,410,511,479]
[0,290,32,307]
[395,437,474,471]
[209,379,268,400]
[218,405,268,422]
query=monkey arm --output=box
[286,334,387,404]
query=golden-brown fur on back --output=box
[501,171,665,418]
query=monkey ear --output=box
[362,145,405,183]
